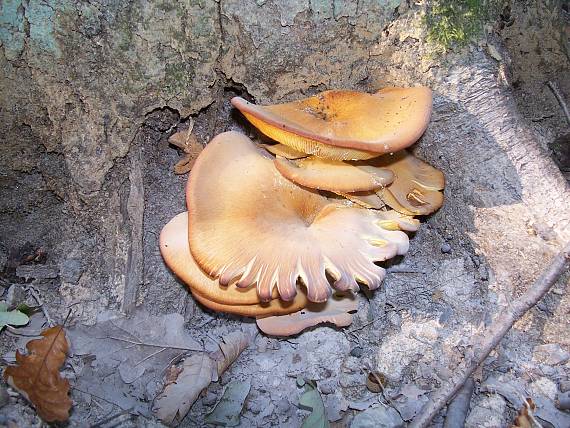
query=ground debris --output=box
[532,343,570,366]
[391,383,429,421]
[67,309,202,416]
[15,265,59,281]
[205,380,251,427]
[351,405,404,428]
[481,375,570,428]
[153,330,252,426]
[297,377,330,428]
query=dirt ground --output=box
[1,1,569,427]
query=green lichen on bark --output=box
[425,0,503,51]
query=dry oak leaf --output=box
[153,330,251,426]
[168,128,203,175]
[4,325,72,422]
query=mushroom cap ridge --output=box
[187,131,417,303]
[231,87,432,158]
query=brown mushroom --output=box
[160,212,309,316]
[187,131,419,303]
[274,156,394,193]
[231,87,432,160]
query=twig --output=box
[443,377,475,428]
[410,241,570,428]
[135,347,167,366]
[89,407,133,428]
[386,266,426,274]
[5,325,43,337]
[26,285,54,327]
[102,336,201,352]
[346,314,387,333]
[73,386,124,408]
[547,81,570,125]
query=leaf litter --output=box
[4,325,72,422]
[205,380,251,427]
[153,330,252,426]
[0,301,29,331]
[67,308,202,416]
[297,377,330,428]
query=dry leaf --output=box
[256,294,358,336]
[511,398,538,428]
[153,330,251,426]
[4,325,72,422]
[205,380,251,427]
[168,128,203,174]
[366,372,387,393]
[298,378,330,428]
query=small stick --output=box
[102,336,201,352]
[410,241,570,428]
[135,347,167,366]
[26,285,54,327]
[386,266,426,274]
[547,81,570,125]
[89,408,133,428]
[443,378,475,428]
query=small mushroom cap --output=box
[255,293,359,336]
[356,151,445,215]
[160,212,309,317]
[187,131,417,303]
[231,87,432,160]
[274,156,394,193]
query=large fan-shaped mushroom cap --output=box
[160,212,309,317]
[187,131,419,303]
[231,87,432,160]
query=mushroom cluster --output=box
[160,88,445,335]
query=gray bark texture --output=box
[1,0,569,426]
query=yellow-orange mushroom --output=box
[186,132,419,303]
[231,87,432,160]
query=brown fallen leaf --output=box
[152,330,251,426]
[256,293,359,336]
[366,371,387,393]
[4,325,72,422]
[511,398,538,428]
[168,126,203,175]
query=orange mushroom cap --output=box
[187,131,419,303]
[274,156,394,193]
[160,212,309,317]
[231,87,432,160]
[256,293,359,336]
[355,150,445,215]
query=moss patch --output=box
[425,0,502,52]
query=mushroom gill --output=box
[187,131,420,303]
[231,87,432,160]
